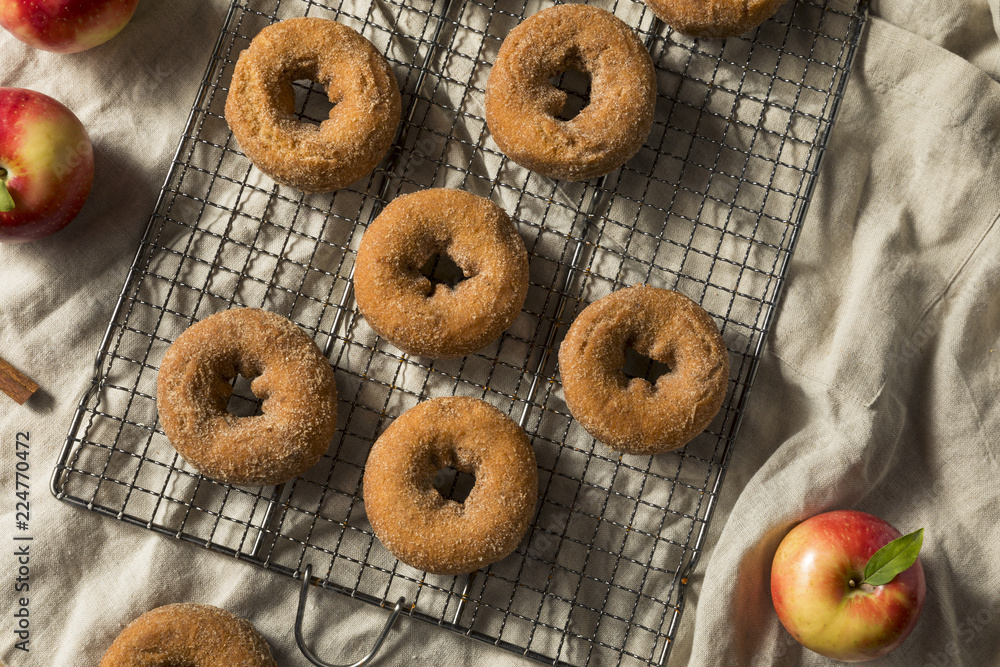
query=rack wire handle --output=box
[296,564,407,667]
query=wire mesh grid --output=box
[52,0,866,664]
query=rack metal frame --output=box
[52,0,868,664]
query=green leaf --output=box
[0,176,13,213]
[862,528,924,587]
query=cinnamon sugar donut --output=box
[558,286,729,455]
[646,0,788,39]
[353,188,529,358]
[485,4,656,181]
[100,603,276,667]
[363,396,538,575]
[225,17,401,192]
[157,308,337,487]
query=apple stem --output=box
[0,169,13,213]
[847,578,876,593]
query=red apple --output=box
[0,88,94,243]
[770,510,926,662]
[0,0,140,53]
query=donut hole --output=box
[292,78,338,127]
[225,371,265,418]
[548,66,591,121]
[622,346,672,385]
[432,465,476,504]
[418,253,467,294]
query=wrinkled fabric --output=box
[675,11,1000,666]
[2,1,999,666]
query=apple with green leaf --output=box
[770,510,926,662]
[0,88,94,243]
[0,0,140,53]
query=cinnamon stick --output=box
[0,356,38,405]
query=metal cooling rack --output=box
[52,0,867,664]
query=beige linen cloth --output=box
[2,0,999,665]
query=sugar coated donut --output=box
[225,17,401,192]
[646,0,788,39]
[100,603,276,667]
[363,396,538,575]
[157,308,337,486]
[353,188,529,358]
[558,285,729,455]
[485,4,656,181]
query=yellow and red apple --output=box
[770,510,926,662]
[0,88,94,243]
[0,0,139,53]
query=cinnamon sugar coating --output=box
[225,17,401,192]
[99,603,276,667]
[156,308,337,487]
[363,396,538,575]
[353,188,530,359]
[485,4,656,181]
[558,285,729,455]
[646,0,788,39]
